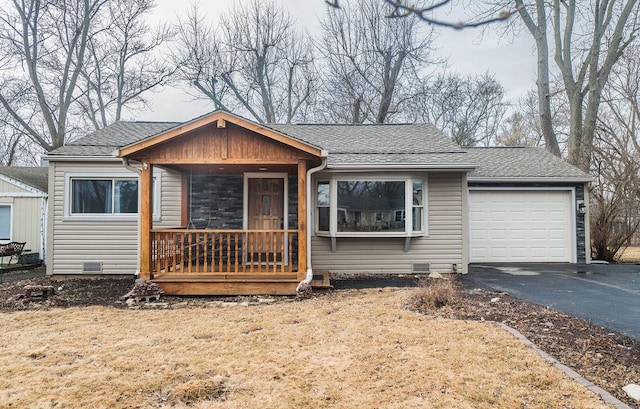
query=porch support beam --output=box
[297,159,308,279]
[140,161,153,280]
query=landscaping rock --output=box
[623,384,640,401]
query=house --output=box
[0,166,49,263]
[44,110,591,295]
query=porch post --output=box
[140,162,153,280]
[297,159,308,279]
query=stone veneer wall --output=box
[189,175,244,229]
[188,173,300,265]
[575,184,586,263]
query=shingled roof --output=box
[48,121,179,157]
[0,166,49,193]
[465,147,591,181]
[46,111,590,180]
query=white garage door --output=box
[469,190,573,262]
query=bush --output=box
[409,278,460,311]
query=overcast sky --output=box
[137,0,536,122]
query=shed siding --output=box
[0,178,31,194]
[310,173,465,274]
[48,161,181,276]
[8,197,45,257]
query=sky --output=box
[136,0,537,123]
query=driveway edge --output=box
[497,323,631,409]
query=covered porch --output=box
[117,111,324,295]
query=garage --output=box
[469,190,574,263]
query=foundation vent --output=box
[83,262,103,273]
[412,263,430,273]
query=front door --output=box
[248,178,285,263]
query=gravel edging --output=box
[498,322,631,409]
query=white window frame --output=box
[315,180,330,233]
[64,172,161,221]
[314,174,427,238]
[0,203,12,242]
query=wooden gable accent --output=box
[119,111,324,162]
[129,122,317,164]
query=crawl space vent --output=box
[412,263,430,273]
[83,262,103,273]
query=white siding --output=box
[154,167,182,228]
[311,173,465,274]
[47,161,182,276]
[0,179,46,258]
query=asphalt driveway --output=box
[465,263,640,340]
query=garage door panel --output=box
[470,190,573,262]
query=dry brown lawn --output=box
[0,288,613,409]
[618,246,640,263]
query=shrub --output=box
[409,278,460,311]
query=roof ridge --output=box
[271,123,431,127]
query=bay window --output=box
[315,176,426,237]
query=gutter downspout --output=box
[122,159,142,276]
[296,157,328,292]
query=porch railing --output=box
[150,229,298,275]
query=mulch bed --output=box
[1,270,638,407]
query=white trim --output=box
[315,173,427,239]
[328,163,476,171]
[467,186,577,263]
[63,171,161,221]
[0,203,13,242]
[468,176,592,183]
[45,156,122,162]
[0,192,47,198]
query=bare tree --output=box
[590,135,640,261]
[589,41,640,259]
[478,0,640,171]
[0,0,173,151]
[326,0,516,29]
[495,89,571,148]
[77,0,174,130]
[406,73,507,146]
[173,0,317,123]
[0,0,108,151]
[318,0,437,124]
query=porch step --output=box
[311,271,331,289]
[152,273,300,296]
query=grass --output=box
[617,246,640,263]
[0,288,613,409]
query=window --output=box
[316,182,330,232]
[0,205,10,240]
[337,181,405,232]
[412,181,424,232]
[65,172,161,220]
[315,176,426,237]
[71,178,138,215]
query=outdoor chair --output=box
[0,242,26,265]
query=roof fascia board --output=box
[468,176,593,183]
[327,163,477,171]
[117,111,325,158]
[0,174,45,195]
[44,155,121,162]
[0,192,47,198]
